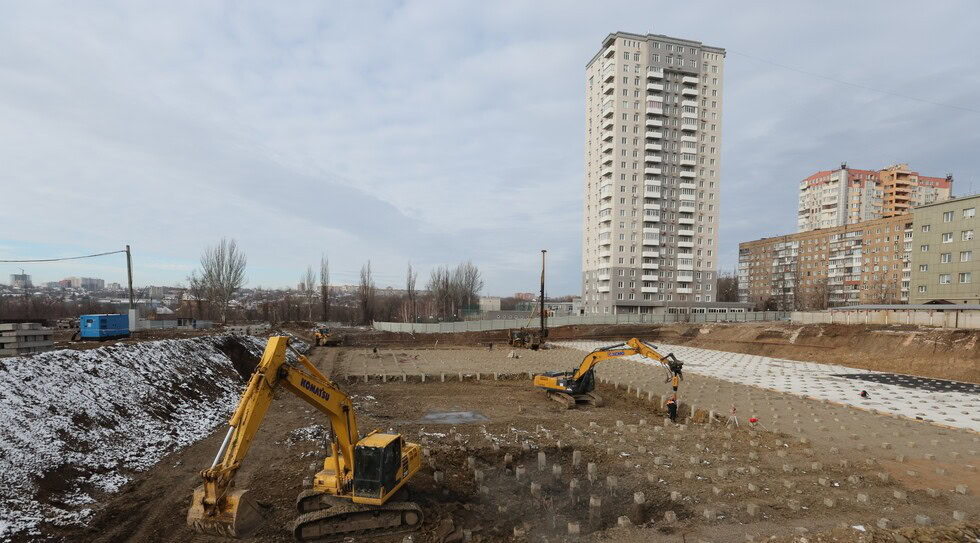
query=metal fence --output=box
[373,311,790,334]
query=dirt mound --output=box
[0,335,274,542]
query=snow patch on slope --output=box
[0,335,295,541]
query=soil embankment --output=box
[0,335,292,542]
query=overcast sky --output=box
[2,1,978,295]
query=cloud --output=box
[1,1,978,294]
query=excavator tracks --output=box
[547,391,603,409]
[292,499,423,542]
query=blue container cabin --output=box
[79,314,130,340]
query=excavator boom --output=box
[187,336,422,541]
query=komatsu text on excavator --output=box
[532,338,683,408]
[186,336,423,542]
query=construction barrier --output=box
[792,309,980,329]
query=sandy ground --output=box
[33,344,978,543]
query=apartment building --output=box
[738,214,913,309]
[910,194,980,304]
[797,163,952,232]
[582,32,725,314]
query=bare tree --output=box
[402,262,418,323]
[457,261,484,312]
[319,254,330,322]
[425,261,484,321]
[186,270,209,319]
[301,266,317,322]
[357,261,376,324]
[197,238,247,323]
[716,270,739,302]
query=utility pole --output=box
[126,245,134,309]
[539,249,547,338]
[126,245,136,332]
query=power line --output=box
[0,249,127,264]
[728,49,980,115]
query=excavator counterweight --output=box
[187,336,422,541]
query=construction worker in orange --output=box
[666,394,678,423]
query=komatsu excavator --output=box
[187,336,423,542]
[532,338,683,408]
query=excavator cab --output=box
[353,434,403,502]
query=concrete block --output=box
[783,479,796,490]
[810,462,822,471]
[749,466,760,475]
[782,464,793,473]
[703,508,716,520]
[857,493,870,504]
[567,522,580,535]
[538,451,547,471]
[654,456,665,465]
[955,484,969,495]
[746,503,759,517]
[716,467,729,478]
[893,490,907,500]
[823,498,836,508]
[787,500,800,511]
[747,482,759,492]
[617,516,631,527]
[664,510,677,524]
[926,488,939,498]
[877,518,892,530]
[712,486,722,496]
[953,510,968,521]
[748,452,759,461]
[877,472,890,483]
[670,491,681,502]
[915,514,931,526]
[818,477,830,487]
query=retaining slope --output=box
[0,335,275,541]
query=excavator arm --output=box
[533,337,683,408]
[187,336,361,538]
[569,338,682,382]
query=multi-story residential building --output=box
[739,214,912,309]
[582,32,725,314]
[66,277,105,290]
[910,194,980,304]
[8,273,32,288]
[797,163,952,232]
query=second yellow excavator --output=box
[533,338,683,408]
[186,336,423,542]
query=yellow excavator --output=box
[187,336,423,541]
[312,327,337,346]
[533,338,683,408]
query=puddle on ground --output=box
[420,410,489,424]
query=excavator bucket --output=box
[187,485,270,538]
